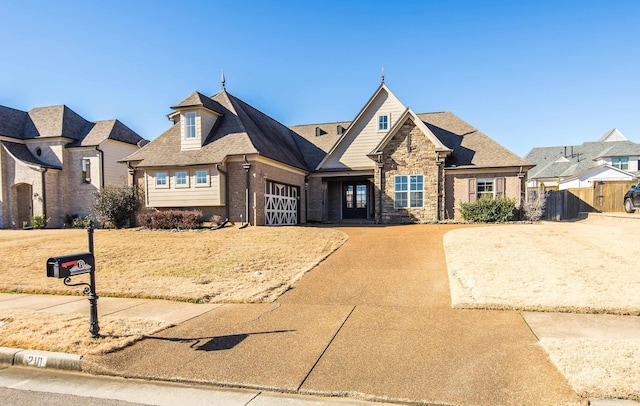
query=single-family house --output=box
[0,104,145,228]
[525,128,640,191]
[122,79,532,225]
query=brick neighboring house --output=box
[0,104,145,228]
[122,80,532,225]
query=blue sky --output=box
[2,0,639,157]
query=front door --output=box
[342,181,368,219]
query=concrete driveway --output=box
[85,224,583,406]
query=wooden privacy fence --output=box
[541,180,638,220]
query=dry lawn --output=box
[445,215,640,315]
[0,309,170,356]
[444,215,640,401]
[0,226,347,303]
[540,338,640,401]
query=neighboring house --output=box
[122,80,532,225]
[0,104,145,228]
[525,128,640,191]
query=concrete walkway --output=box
[75,224,583,405]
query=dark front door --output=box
[343,181,368,219]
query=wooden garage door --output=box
[265,181,298,225]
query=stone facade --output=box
[374,120,442,223]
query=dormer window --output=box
[378,115,388,131]
[185,112,197,139]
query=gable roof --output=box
[558,164,636,184]
[122,90,308,170]
[315,83,406,170]
[526,135,640,179]
[598,128,627,142]
[370,108,452,156]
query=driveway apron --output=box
[85,224,582,406]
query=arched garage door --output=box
[265,181,298,225]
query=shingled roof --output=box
[0,141,61,169]
[0,104,144,146]
[123,90,308,170]
[525,130,640,179]
[289,111,531,170]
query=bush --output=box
[63,213,79,228]
[522,190,548,222]
[92,186,141,229]
[31,215,47,229]
[73,214,96,229]
[136,210,204,230]
[459,196,516,223]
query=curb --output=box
[0,347,81,371]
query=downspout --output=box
[436,152,443,221]
[242,155,251,226]
[377,154,384,224]
[215,163,230,220]
[95,145,105,188]
[40,167,47,226]
[304,175,309,225]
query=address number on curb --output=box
[23,354,47,367]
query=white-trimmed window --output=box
[156,172,168,188]
[477,179,494,199]
[175,171,188,187]
[195,170,208,186]
[81,159,91,184]
[612,157,629,170]
[394,175,423,208]
[378,115,388,131]
[185,112,197,139]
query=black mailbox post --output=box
[46,227,100,338]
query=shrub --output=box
[459,196,516,223]
[136,210,204,230]
[63,213,79,228]
[72,214,96,229]
[522,190,548,222]
[92,186,141,229]
[31,215,47,229]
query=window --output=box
[394,175,423,208]
[156,172,168,187]
[185,112,197,139]
[175,171,188,187]
[612,157,629,170]
[477,179,494,199]
[81,159,91,183]
[196,170,208,186]
[378,115,388,131]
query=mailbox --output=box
[47,253,95,278]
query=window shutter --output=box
[496,177,505,197]
[468,178,477,202]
